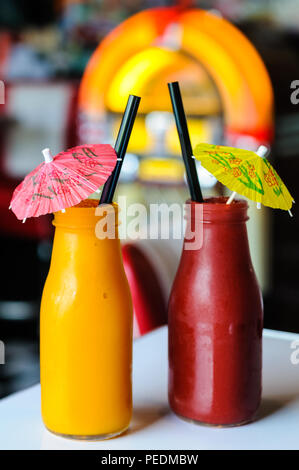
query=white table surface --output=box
[1,326,299,450]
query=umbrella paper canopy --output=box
[193,143,294,211]
[10,144,117,221]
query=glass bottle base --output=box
[174,411,256,428]
[45,425,129,441]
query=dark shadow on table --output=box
[257,395,298,421]
[125,404,169,436]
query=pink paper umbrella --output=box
[10,144,117,221]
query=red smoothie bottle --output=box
[168,197,263,426]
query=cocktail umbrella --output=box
[10,144,117,221]
[193,143,294,213]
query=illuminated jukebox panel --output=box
[78,7,273,155]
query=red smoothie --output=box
[168,197,263,426]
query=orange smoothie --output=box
[40,200,133,439]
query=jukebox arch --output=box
[79,7,273,147]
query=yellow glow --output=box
[106,46,221,115]
[79,7,273,142]
[139,158,185,183]
[107,47,189,113]
[112,117,150,153]
[166,119,213,154]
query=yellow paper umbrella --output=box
[193,143,294,211]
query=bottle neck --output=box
[183,197,250,253]
[50,201,122,270]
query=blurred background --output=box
[0,0,298,398]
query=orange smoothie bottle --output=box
[40,200,133,440]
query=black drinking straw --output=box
[168,82,203,202]
[99,94,141,204]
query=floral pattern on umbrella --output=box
[193,144,293,211]
[10,144,117,220]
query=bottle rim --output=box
[185,197,249,223]
[53,200,119,229]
